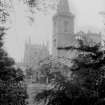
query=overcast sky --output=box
[4,0,105,62]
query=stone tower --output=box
[52,0,75,58]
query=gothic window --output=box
[64,21,69,32]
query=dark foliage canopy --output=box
[34,39,105,105]
[0,27,28,105]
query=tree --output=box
[33,40,105,105]
[72,41,105,96]
[37,56,71,84]
[24,0,58,10]
[0,0,59,27]
[32,37,105,105]
[22,0,59,24]
[58,39,105,104]
[0,27,28,105]
[0,2,28,103]
[34,72,84,105]
[34,66,98,105]
[34,56,95,105]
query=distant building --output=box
[76,31,102,45]
[23,40,49,70]
[24,0,102,83]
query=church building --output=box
[23,39,49,70]
[52,0,75,58]
[52,0,102,59]
[22,0,102,71]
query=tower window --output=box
[53,39,56,47]
[64,21,69,32]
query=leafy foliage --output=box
[24,0,58,10]
[37,57,71,84]
[34,74,74,105]
[0,27,28,105]
[70,40,105,98]
[34,70,98,105]
[23,0,59,23]
[34,39,105,105]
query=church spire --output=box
[57,0,70,13]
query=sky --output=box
[4,0,105,62]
